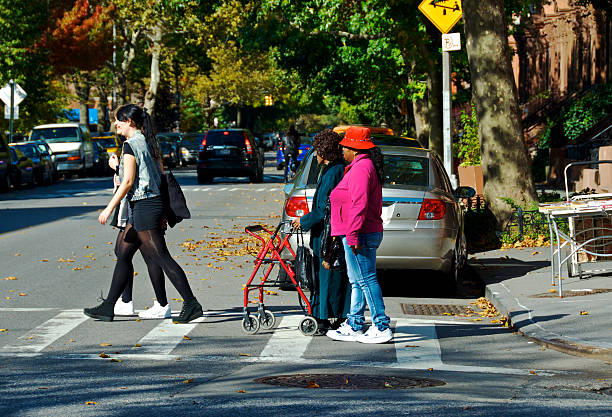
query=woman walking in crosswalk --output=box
[84,104,203,323]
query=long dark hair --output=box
[368,147,384,184]
[114,104,160,161]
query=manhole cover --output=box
[530,288,612,298]
[401,303,468,316]
[254,373,445,390]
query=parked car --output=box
[197,129,264,183]
[279,132,473,292]
[160,140,177,168]
[11,142,54,185]
[32,140,58,181]
[179,133,205,166]
[8,146,35,187]
[91,132,121,158]
[28,123,94,177]
[91,141,111,176]
[157,132,182,167]
[276,135,313,171]
[0,132,11,191]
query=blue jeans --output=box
[342,232,390,331]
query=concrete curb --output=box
[473,263,612,362]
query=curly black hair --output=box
[312,128,343,162]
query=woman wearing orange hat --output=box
[326,126,392,344]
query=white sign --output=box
[0,82,27,106]
[4,105,18,119]
[442,33,461,52]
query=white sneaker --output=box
[357,326,393,344]
[326,321,364,341]
[138,301,171,319]
[114,299,134,316]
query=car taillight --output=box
[244,133,253,154]
[285,196,309,217]
[200,133,207,149]
[418,198,446,220]
[67,155,81,161]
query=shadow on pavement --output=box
[0,205,106,234]
[472,257,549,283]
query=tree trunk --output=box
[115,26,140,108]
[96,88,110,132]
[75,79,91,127]
[412,97,430,148]
[463,0,537,224]
[144,25,162,121]
[236,107,242,127]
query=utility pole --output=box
[9,79,14,143]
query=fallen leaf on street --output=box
[239,353,251,357]
[14,253,20,256]
[549,289,556,293]
[98,353,109,358]
[133,344,141,347]
[183,336,191,340]
[41,259,48,262]
[182,378,194,383]
[306,380,320,388]
[3,277,17,281]
[100,343,112,347]
[529,370,537,375]
[85,401,97,405]
[72,267,82,271]
[384,382,392,388]
[110,358,122,363]
[579,310,589,315]
[237,389,247,393]
[0,329,7,332]
[427,368,434,371]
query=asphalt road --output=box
[1,153,611,416]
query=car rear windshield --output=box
[95,138,116,148]
[206,131,245,147]
[16,144,36,158]
[31,127,79,143]
[384,155,429,188]
[182,134,205,146]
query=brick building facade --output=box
[508,1,611,143]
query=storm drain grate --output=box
[254,374,445,390]
[401,303,468,316]
[530,288,612,298]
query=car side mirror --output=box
[454,186,476,199]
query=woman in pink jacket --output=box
[326,126,392,344]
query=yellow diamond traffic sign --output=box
[418,0,463,34]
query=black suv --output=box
[197,129,264,183]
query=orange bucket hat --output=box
[339,126,375,150]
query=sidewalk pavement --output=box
[470,246,612,362]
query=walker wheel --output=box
[242,315,260,335]
[258,310,276,330]
[298,316,318,336]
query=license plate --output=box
[219,149,230,155]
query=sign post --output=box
[0,81,26,143]
[418,0,463,188]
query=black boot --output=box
[175,299,203,323]
[84,299,115,322]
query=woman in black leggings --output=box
[84,104,202,323]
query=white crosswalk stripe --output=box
[0,309,87,353]
[132,314,207,355]
[0,310,559,375]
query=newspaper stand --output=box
[539,161,612,297]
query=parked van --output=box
[29,123,94,177]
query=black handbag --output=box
[161,170,190,228]
[319,199,344,270]
[294,229,315,292]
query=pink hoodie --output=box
[329,154,383,245]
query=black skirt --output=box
[128,195,164,231]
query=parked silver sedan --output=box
[280,134,474,291]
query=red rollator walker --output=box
[241,221,318,335]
